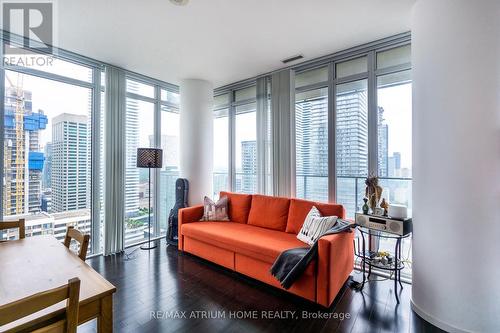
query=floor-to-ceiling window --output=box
[234,87,257,194]
[212,85,259,195]
[290,41,412,276]
[295,67,329,202]
[124,78,180,247]
[159,90,180,236]
[125,83,155,246]
[212,93,230,197]
[0,49,103,255]
[335,78,369,217]
[0,34,180,254]
[375,45,412,277]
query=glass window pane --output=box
[336,79,368,218]
[336,56,368,78]
[124,99,155,246]
[126,79,155,98]
[158,106,180,236]
[235,103,256,194]
[4,53,93,82]
[214,93,230,109]
[295,67,328,88]
[2,70,94,251]
[235,86,256,102]
[213,108,229,198]
[377,45,411,69]
[161,89,180,105]
[377,69,412,187]
[295,87,328,202]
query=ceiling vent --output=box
[282,54,304,64]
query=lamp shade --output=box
[136,148,163,168]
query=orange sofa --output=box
[178,192,354,307]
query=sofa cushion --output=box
[181,222,312,271]
[286,198,345,234]
[200,196,229,221]
[220,191,253,224]
[247,195,290,231]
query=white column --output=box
[411,1,500,332]
[179,79,214,205]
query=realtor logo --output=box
[1,1,55,54]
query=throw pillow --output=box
[297,206,338,245]
[200,196,230,221]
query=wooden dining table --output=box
[0,235,116,332]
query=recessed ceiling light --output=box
[170,0,189,5]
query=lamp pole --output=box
[141,166,156,250]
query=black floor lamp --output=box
[137,148,163,250]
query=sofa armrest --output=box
[178,205,204,251]
[316,231,355,307]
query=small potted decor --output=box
[362,198,369,214]
[365,176,383,214]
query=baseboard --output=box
[410,299,473,333]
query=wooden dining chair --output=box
[63,226,90,261]
[0,219,25,240]
[0,277,80,333]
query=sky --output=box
[378,82,412,170]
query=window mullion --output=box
[367,51,378,178]
[328,62,336,203]
[153,85,161,237]
[229,92,236,191]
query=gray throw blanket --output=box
[270,219,354,289]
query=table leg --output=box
[361,231,366,289]
[98,295,113,333]
[394,238,400,303]
[398,239,404,289]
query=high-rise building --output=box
[388,152,401,177]
[43,142,53,189]
[377,106,389,177]
[3,86,47,215]
[295,91,328,201]
[51,113,89,212]
[336,90,369,177]
[336,89,368,214]
[241,140,257,193]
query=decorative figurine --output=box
[365,176,383,213]
[362,198,369,215]
[380,198,389,216]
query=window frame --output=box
[0,32,179,255]
[124,73,179,247]
[292,42,412,205]
[212,83,252,193]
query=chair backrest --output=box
[63,226,90,261]
[0,219,25,240]
[0,278,80,333]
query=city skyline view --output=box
[1,71,181,248]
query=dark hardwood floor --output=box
[79,240,443,333]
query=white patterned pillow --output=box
[297,206,338,246]
[200,196,230,221]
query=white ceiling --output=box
[57,0,415,87]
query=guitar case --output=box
[167,178,189,246]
